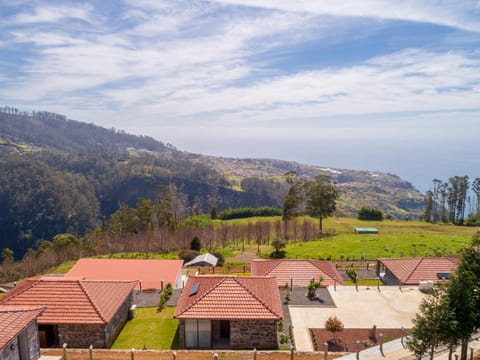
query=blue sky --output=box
[1,1,480,191]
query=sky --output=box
[1,0,480,192]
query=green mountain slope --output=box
[0,110,424,258]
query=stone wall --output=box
[26,321,41,359]
[230,320,278,349]
[57,324,106,348]
[178,319,278,349]
[56,290,134,349]
[1,338,17,360]
[105,291,134,347]
[0,320,40,360]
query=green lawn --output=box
[40,260,78,275]
[112,307,179,350]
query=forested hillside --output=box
[0,110,424,258]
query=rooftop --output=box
[66,258,183,289]
[251,259,344,287]
[378,257,459,284]
[0,305,45,348]
[0,278,136,324]
[174,276,282,320]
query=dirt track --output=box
[42,349,342,360]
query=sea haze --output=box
[157,131,479,194]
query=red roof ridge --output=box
[236,277,282,318]
[252,259,281,276]
[78,280,108,323]
[307,259,340,282]
[0,279,37,304]
[402,258,423,283]
[0,305,46,313]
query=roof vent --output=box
[189,283,200,296]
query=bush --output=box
[178,249,199,263]
[358,207,384,221]
[307,278,321,298]
[346,267,358,283]
[190,236,201,251]
[157,283,173,311]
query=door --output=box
[185,319,212,348]
[219,320,230,339]
[38,325,57,347]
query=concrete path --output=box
[334,338,410,360]
[290,286,426,352]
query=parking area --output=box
[289,286,426,351]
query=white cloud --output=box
[9,4,94,25]
[0,0,479,138]
[214,0,480,32]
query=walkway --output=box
[290,286,425,352]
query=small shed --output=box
[184,253,218,267]
[354,227,379,234]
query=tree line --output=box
[424,176,480,225]
[0,216,321,283]
[0,148,285,259]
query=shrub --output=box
[190,236,201,251]
[358,207,384,221]
[157,283,173,311]
[346,267,358,283]
[178,249,199,263]
[270,238,287,259]
[307,277,322,298]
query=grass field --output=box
[228,217,478,261]
[112,307,179,350]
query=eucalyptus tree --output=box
[472,178,480,216]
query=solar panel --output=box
[437,272,451,280]
[189,283,200,296]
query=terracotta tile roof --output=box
[66,258,183,289]
[250,259,344,287]
[0,278,136,324]
[0,305,44,348]
[174,276,282,320]
[378,257,459,284]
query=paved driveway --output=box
[289,286,426,351]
